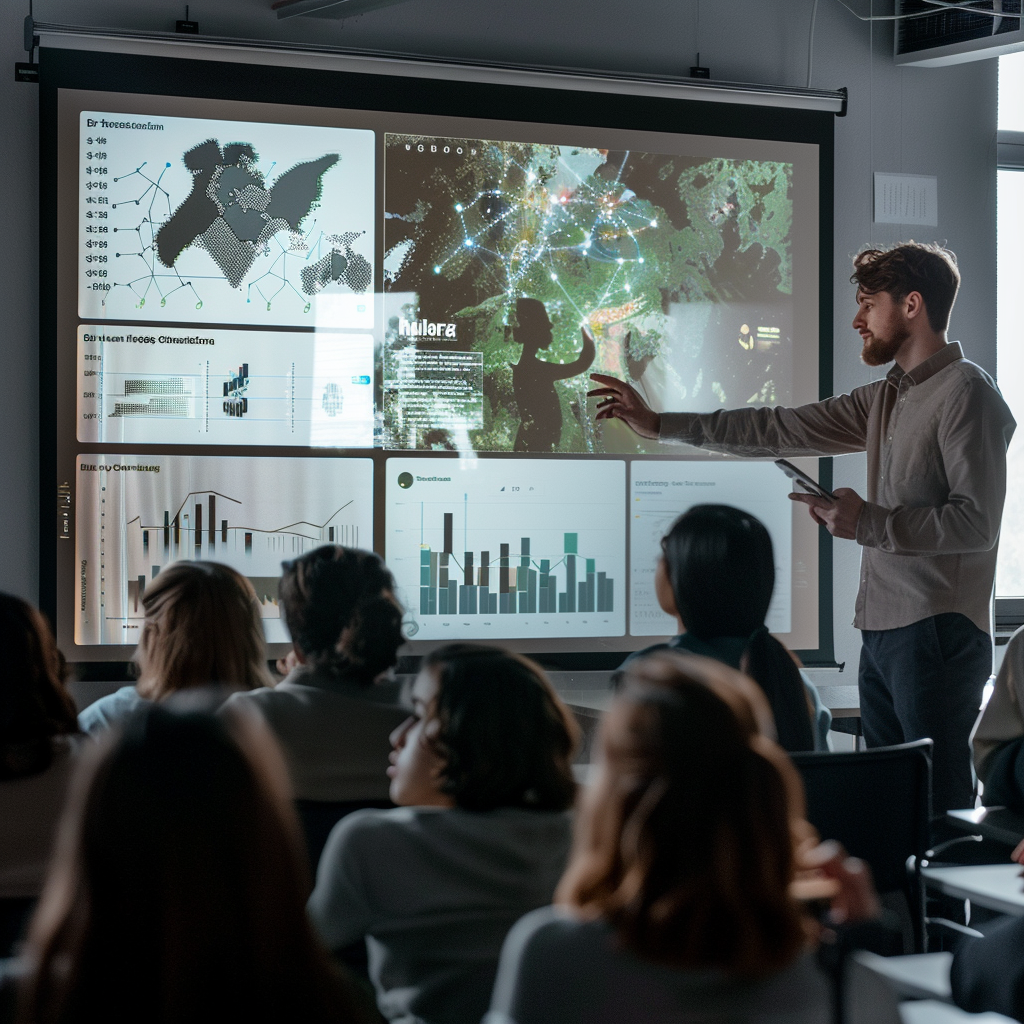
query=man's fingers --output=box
[789,492,830,509]
[586,387,622,398]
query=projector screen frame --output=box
[38,46,836,671]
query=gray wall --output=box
[1,0,997,677]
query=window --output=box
[996,53,1024,619]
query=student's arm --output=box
[588,374,875,456]
[307,813,377,951]
[856,378,1015,555]
[951,915,1024,1019]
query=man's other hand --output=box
[587,374,661,439]
[790,487,864,540]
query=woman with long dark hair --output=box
[17,704,367,1024]
[622,504,828,751]
[0,595,80,950]
[309,643,579,1024]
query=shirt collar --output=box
[886,341,963,388]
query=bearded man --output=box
[589,242,1016,815]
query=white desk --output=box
[922,863,1024,916]
[900,1001,1017,1023]
[855,951,952,1002]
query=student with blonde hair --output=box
[78,561,271,734]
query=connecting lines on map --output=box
[109,141,368,313]
[430,147,657,325]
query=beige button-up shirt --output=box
[659,343,1016,634]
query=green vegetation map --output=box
[383,137,794,453]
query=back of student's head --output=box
[134,561,270,701]
[19,704,361,1024]
[0,593,77,780]
[557,668,806,976]
[660,505,813,751]
[422,644,579,812]
[279,546,404,684]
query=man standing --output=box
[589,243,1015,815]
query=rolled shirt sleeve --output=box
[659,388,874,458]
[855,376,1013,556]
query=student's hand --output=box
[275,649,300,679]
[1011,837,1024,866]
[790,487,864,540]
[587,374,661,439]
[797,839,882,925]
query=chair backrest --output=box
[790,739,933,893]
[294,798,393,879]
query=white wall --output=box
[0,0,997,676]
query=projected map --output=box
[383,135,793,454]
[79,112,375,328]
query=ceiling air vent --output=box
[895,0,1024,66]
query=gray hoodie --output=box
[308,805,573,1024]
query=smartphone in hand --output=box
[774,459,836,502]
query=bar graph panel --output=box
[386,458,625,641]
[76,454,373,645]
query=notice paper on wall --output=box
[873,172,938,226]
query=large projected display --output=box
[47,53,830,661]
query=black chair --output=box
[295,798,393,880]
[790,739,933,952]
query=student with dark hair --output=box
[488,654,893,1024]
[0,595,80,951]
[78,561,271,734]
[590,241,1015,813]
[16,703,367,1024]
[620,504,828,751]
[308,643,578,1024]
[223,546,409,805]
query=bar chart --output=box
[629,460,793,637]
[77,325,374,447]
[386,458,625,641]
[76,454,373,645]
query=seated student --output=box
[308,643,578,1024]
[16,703,368,1024]
[951,911,1024,1021]
[223,546,409,805]
[620,504,830,751]
[487,654,895,1024]
[970,623,1024,810]
[78,561,271,734]
[0,595,81,952]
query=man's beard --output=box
[861,320,910,367]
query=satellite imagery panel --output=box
[382,134,794,454]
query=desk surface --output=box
[922,863,1024,916]
[900,1001,1017,1024]
[947,807,1024,848]
[856,951,952,1003]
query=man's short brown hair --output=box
[851,241,960,332]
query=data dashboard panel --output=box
[45,52,832,662]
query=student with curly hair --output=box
[224,546,408,809]
[308,643,579,1024]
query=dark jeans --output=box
[860,613,992,816]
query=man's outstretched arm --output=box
[587,373,873,458]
